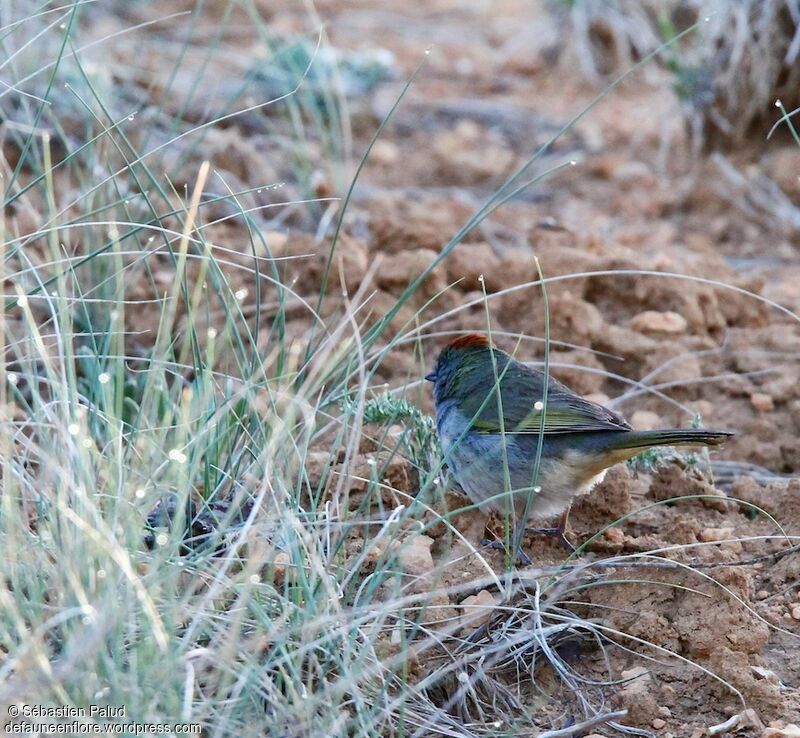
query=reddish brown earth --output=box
[12,0,800,734]
[306,1,800,733]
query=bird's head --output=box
[425,334,493,404]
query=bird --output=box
[425,334,732,548]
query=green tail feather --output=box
[611,429,733,451]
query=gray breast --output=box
[436,404,587,522]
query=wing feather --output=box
[457,354,631,435]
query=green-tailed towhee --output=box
[426,334,732,539]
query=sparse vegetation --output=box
[1,2,800,736]
[557,0,800,147]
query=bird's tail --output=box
[610,428,733,452]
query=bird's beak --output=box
[424,371,436,382]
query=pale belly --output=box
[437,405,608,522]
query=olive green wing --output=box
[459,359,631,435]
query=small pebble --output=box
[272,551,291,580]
[653,253,673,270]
[620,666,651,694]
[630,310,688,334]
[371,140,401,166]
[756,590,769,600]
[790,603,800,621]
[752,666,780,684]
[652,718,666,730]
[460,589,498,628]
[750,392,775,413]
[396,535,435,575]
[699,527,734,543]
[631,410,661,431]
[763,724,800,738]
[689,399,713,418]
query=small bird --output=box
[426,334,732,546]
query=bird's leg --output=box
[525,505,575,552]
[479,537,533,566]
[481,515,532,565]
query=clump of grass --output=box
[688,0,800,146]
[351,390,441,475]
[624,412,705,473]
[554,1,800,147]
[3,3,799,737]
[552,0,671,81]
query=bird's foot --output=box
[480,538,532,566]
[524,526,576,552]
[524,506,577,552]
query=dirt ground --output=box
[299,3,800,732]
[14,0,800,734]
[311,2,800,734]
